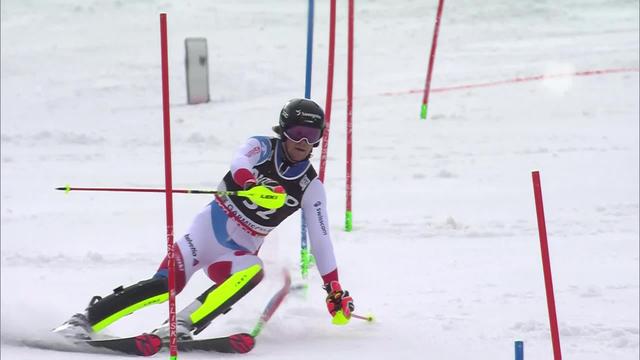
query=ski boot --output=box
[52,312,92,340]
[151,317,194,342]
[52,295,105,340]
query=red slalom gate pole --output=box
[532,171,562,360]
[159,13,178,360]
[420,0,445,120]
[345,0,354,232]
[318,0,336,182]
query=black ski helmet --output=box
[278,98,325,133]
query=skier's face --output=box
[283,138,313,162]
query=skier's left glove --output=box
[324,281,354,320]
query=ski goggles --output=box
[283,125,322,145]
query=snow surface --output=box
[1,0,639,359]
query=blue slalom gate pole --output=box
[515,340,524,360]
[305,0,314,99]
[300,0,315,279]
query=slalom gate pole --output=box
[318,0,336,182]
[304,0,314,99]
[532,171,562,360]
[515,340,524,360]
[300,0,316,281]
[159,13,178,360]
[420,0,445,119]
[345,0,354,232]
[305,0,336,280]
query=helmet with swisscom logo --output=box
[278,98,325,132]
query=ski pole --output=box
[251,269,292,337]
[351,313,375,322]
[332,310,375,325]
[289,283,375,324]
[56,184,287,209]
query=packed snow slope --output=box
[1,0,638,359]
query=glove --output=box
[323,281,354,319]
[235,168,284,194]
[242,178,257,190]
[270,184,285,194]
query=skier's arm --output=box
[301,178,338,283]
[230,137,270,188]
[302,179,355,321]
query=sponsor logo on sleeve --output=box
[245,145,261,158]
[314,202,328,235]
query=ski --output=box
[176,332,255,353]
[84,333,163,356]
[24,333,162,357]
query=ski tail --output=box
[85,333,163,356]
[25,333,163,357]
[177,333,255,353]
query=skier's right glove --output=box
[235,169,284,194]
[245,180,284,195]
[323,281,354,322]
[242,178,257,190]
[232,168,257,190]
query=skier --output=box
[54,98,355,342]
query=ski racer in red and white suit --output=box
[54,99,355,341]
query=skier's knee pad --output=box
[87,277,168,332]
[206,253,262,284]
[190,263,264,334]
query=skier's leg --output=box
[164,199,268,336]
[59,205,218,336]
[150,202,267,339]
[180,252,264,335]
[83,243,191,333]
[54,261,175,338]
[150,256,264,339]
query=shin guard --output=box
[87,278,168,332]
[185,264,264,334]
